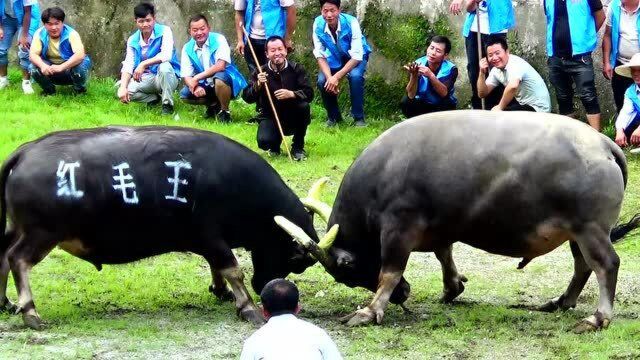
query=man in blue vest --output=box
[180,14,248,123]
[401,35,458,118]
[544,0,605,131]
[28,7,91,95]
[602,0,640,113]
[614,54,640,147]
[234,0,296,74]
[116,2,180,116]
[0,0,40,94]
[313,0,371,127]
[450,0,515,110]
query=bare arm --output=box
[235,11,246,54]
[594,9,605,32]
[496,79,520,109]
[426,71,449,98]
[466,0,478,12]
[317,57,332,80]
[406,73,419,99]
[334,58,360,80]
[602,25,613,80]
[193,59,227,83]
[19,6,32,48]
[284,6,296,48]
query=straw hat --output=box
[615,53,640,78]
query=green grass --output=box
[1,71,640,359]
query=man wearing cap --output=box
[602,0,640,113]
[614,53,640,147]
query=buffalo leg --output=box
[539,241,591,312]
[0,229,17,313]
[434,245,467,303]
[7,231,57,330]
[207,266,234,302]
[572,223,620,333]
[341,216,418,326]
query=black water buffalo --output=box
[277,110,639,333]
[0,126,321,329]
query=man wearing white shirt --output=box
[313,0,371,127]
[180,14,248,122]
[234,0,296,74]
[614,54,640,147]
[240,279,343,360]
[477,36,551,112]
[116,2,180,115]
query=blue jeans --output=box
[317,59,367,121]
[30,59,91,93]
[0,16,31,70]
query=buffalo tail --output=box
[611,213,640,243]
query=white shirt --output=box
[4,0,38,19]
[606,2,640,64]
[180,34,232,84]
[312,16,364,61]
[240,314,343,360]
[234,0,294,40]
[616,85,640,130]
[486,54,551,112]
[469,0,507,35]
[121,25,175,75]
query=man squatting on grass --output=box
[29,6,91,95]
[240,279,342,360]
[614,53,640,147]
[180,14,248,123]
[117,2,180,116]
[477,36,551,112]
[0,0,40,94]
[242,35,313,161]
[401,35,458,118]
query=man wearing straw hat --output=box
[242,35,313,161]
[614,53,640,147]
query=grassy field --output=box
[0,71,639,360]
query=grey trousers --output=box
[126,62,178,105]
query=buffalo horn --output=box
[274,216,337,270]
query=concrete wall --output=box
[37,0,616,119]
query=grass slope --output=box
[0,71,639,359]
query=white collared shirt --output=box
[312,15,364,61]
[234,0,295,39]
[616,84,640,130]
[240,314,343,360]
[180,35,232,82]
[121,25,175,75]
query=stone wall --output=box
[37,0,616,119]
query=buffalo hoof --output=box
[0,298,18,314]
[440,274,468,303]
[22,314,44,330]
[572,317,609,334]
[339,307,381,326]
[208,285,235,302]
[239,308,266,326]
[537,296,574,313]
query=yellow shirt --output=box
[31,28,84,65]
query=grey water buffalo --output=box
[277,110,639,333]
[0,126,332,329]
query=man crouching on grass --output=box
[242,35,313,161]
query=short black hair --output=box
[320,0,341,8]
[486,35,508,51]
[430,35,451,54]
[260,279,299,316]
[265,35,285,50]
[134,2,155,19]
[41,7,65,23]
[188,14,209,27]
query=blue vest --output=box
[128,23,181,77]
[544,0,597,56]
[314,13,372,70]
[462,0,515,37]
[185,33,248,98]
[625,84,640,114]
[609,0,640,68]
[39,24,91,68]
[414,57,457,105]
[244,0,287,38]
[0,0,40,36]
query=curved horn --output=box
[274,216,337,271]
[301,177,332,223]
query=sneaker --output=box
[205,103,220,119]
[217,110,231,123]
[266,149,281,157]
[292,148,307,161]
[22,80,34,94]
[353,119,367,127]
[0,77,8,90]
[161,101,174,115]
[325,119,338,127]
